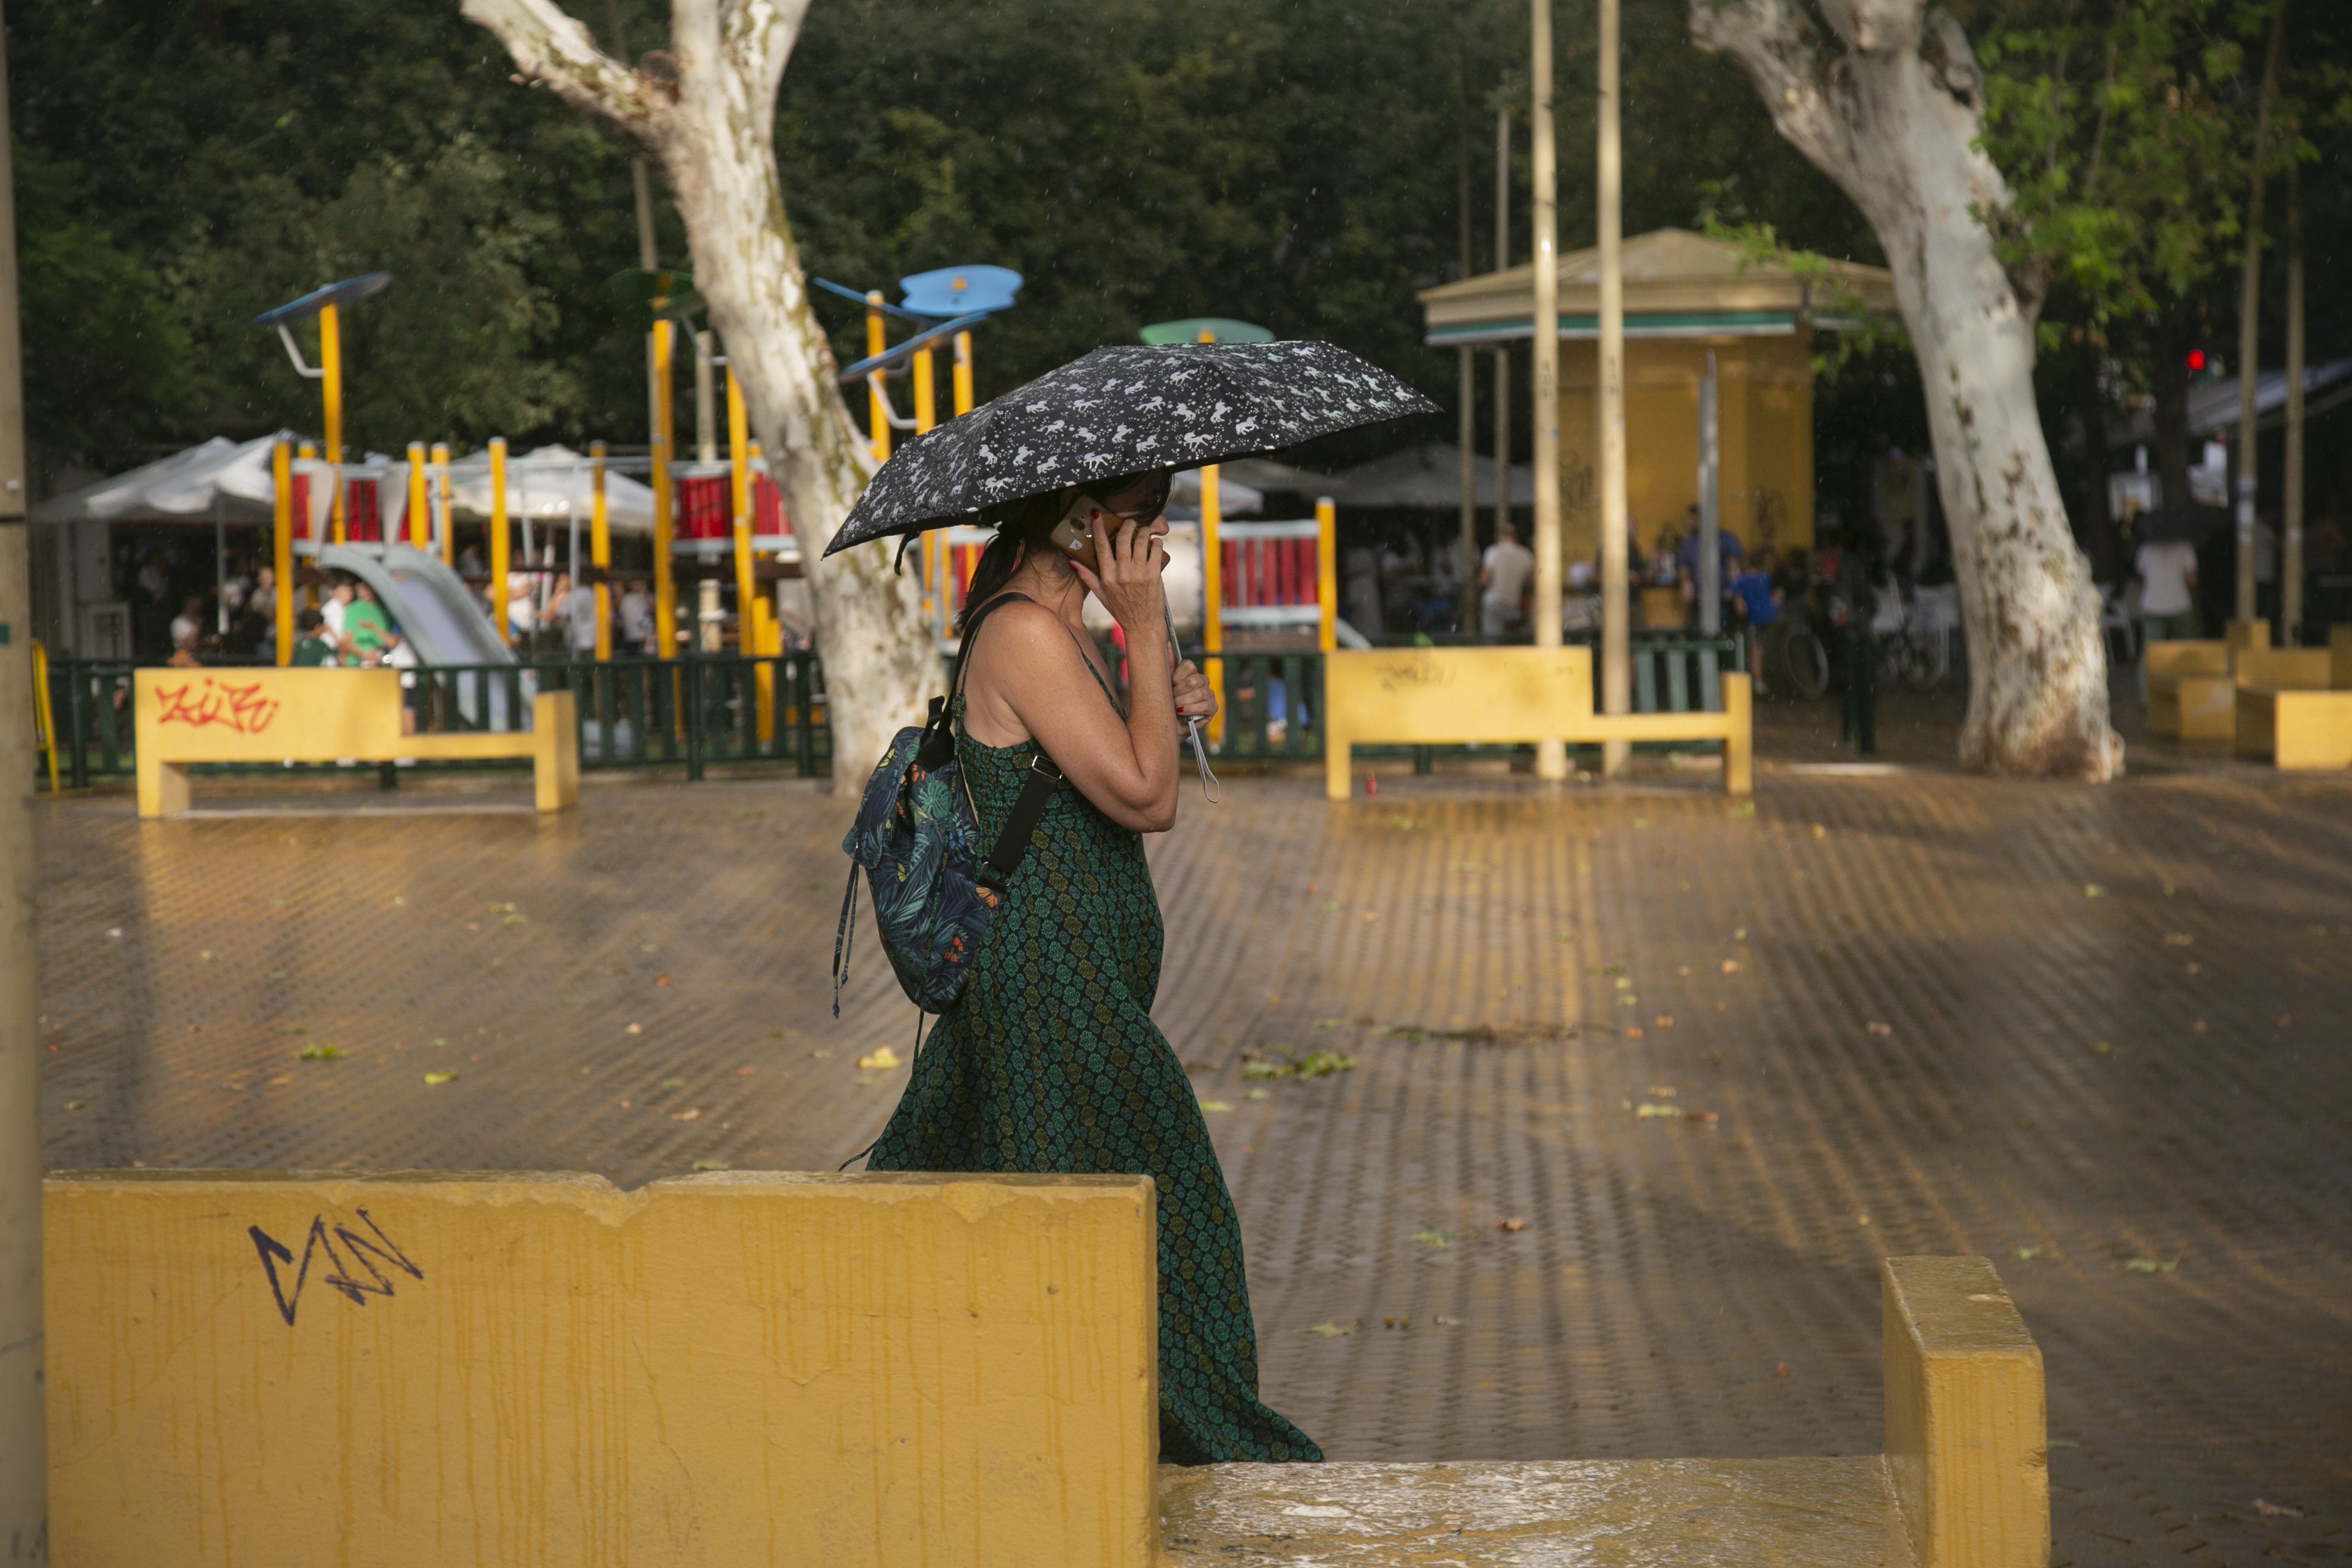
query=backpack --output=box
[831,593,1063,1016]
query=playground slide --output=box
[317,545,510,667]
[315,544,527,728]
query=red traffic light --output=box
[2186,349,2206,372]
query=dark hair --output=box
[954,471,1170,634]
[297,608,324,631]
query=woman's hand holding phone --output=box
[1172,659,1217,722]
[1070,515,1169,640]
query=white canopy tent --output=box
[31,432,289,527]
[442,444,657,535]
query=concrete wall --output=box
[46,1170,1159,1568]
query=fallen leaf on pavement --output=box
[2252,1499,2304,1519]
[671,1107,702,1121]
[1866,1020,1893,1037]
[2089,1041,2113,1056]
[1411,1229,1452,1248]
[2015,1246,2044,1260]
[1721,959,1742,974]
[661,1077,686,1089]
[2124,1257,2176,1273]
[691,1159,731,1172]
[1305,1320,1360,1338]
[1199,1100,1234,1112]
[626,1023,642,1035]
[1654,1015,1674,1029]
[422,1071,457,1086]
[736,1066,756,1076]
[1497,1218,1526,1233]
[1810,823,1827,838]
[1648,1085,1677,1098]
[2163,932,2193,947]
[2082,884,2105,898]
[2190,1019,2208,1033]
[655,974,671,987]
[856,1047,901,1070]
[1383,1316,1412,1329]
[1435,1314,1465,1326]
[2275,1014,2292,1028]
[1775,1361,1790,1378]
[298,1045,343,1061]
[1624,1026,1645,1039]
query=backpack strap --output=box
[951,591,1066,890]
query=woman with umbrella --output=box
[833,341,1433,1463]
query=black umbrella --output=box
[823,340,1437,557]
[2133,502,2229,545]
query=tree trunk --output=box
[1691,0,2120,779]
[461,0,934,788]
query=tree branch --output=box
[1689,0,1856,186]
[460,0,659,139]
[723,0,814,105]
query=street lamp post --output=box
[1595,0,1630,777]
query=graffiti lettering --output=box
[155,678,281,735]
[248,1207,423,1327]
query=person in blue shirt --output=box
[1728,549,1781,694]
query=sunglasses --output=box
[1087,472,1171,526]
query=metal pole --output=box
[213,495,227,636]
[0,4,49,1537]
[1458,347,1475,630]
[406,442,429,551]
[1595,0,1630,777]
[1529,0,1567,780]
[2233,3,2284,630]
[1699,349,1721,636]
[432,441,453,564]
[1200,463,1224,748]
[1490,109,1512,634]
[2282,165,2304,646]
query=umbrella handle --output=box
[1165,598,1218,805]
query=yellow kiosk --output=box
[1418,227,1896,564]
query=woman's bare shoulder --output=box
[965,599,1088,679]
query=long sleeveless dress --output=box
[865,663,1320,1465]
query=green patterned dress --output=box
[867,674,1320,1466]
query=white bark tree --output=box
[461,0,934,786]
[1690,0,2123,779]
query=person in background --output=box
[2133,527,2199,701]
[506,572,537,647]
[564,572,602,657]
[165,627,203,669]
[1728,548,1780,695]
[248,566,277,627]
[618,578,654,655]
[169,596,206,653]
[289,608,339,667]
[1478,519,1535,640]
[343,581,396,664]
[321,580,354,657]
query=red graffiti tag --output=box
[154,677,282,735]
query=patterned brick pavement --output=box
[31,760,2352,1566]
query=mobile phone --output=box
[1048,494,1108,571]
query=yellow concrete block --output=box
[2332,624,2352,690]
[2225,618,2269,652]
[534,688,580,811]
[46,1170,1159,1568]
[2171,675,2236,740]
[1883,1256,2048,1568]
[2233,648,2332,691]
[2143,640,2230,680]
[2144,642,2233,738]
[2237,687,2352,769]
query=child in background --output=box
[289,608,339,667]
[1729,549,1781,695]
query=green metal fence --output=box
[36,654,830,790]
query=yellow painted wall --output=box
[46,1170,1160,1568]
[1555,336,1816,566]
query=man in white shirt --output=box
[565,576,602,656]
[2134,535,2198,700]
[618,580,655,655]
[1479,521,1535,640]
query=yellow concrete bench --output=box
[133,666,578,816]
[1322,646,1752,799]
[46,1171,2041,1568]
[2144,640,2233,739]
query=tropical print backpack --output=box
[832,594,1063,1016]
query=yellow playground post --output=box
[590,440,612,661]
[271,439,295,665]
[1200,462,1224,747]
[30,640,59,795]
[865,291,892,463]
[488,437,511,647]
[953,330,976,417]
[651,315,678,659]
[912,344,937,620]
[406,443,429,550]
[728,364,755,640]
[1316,496,1339,654]
[431,442,453,564]
[320,302,346,543]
